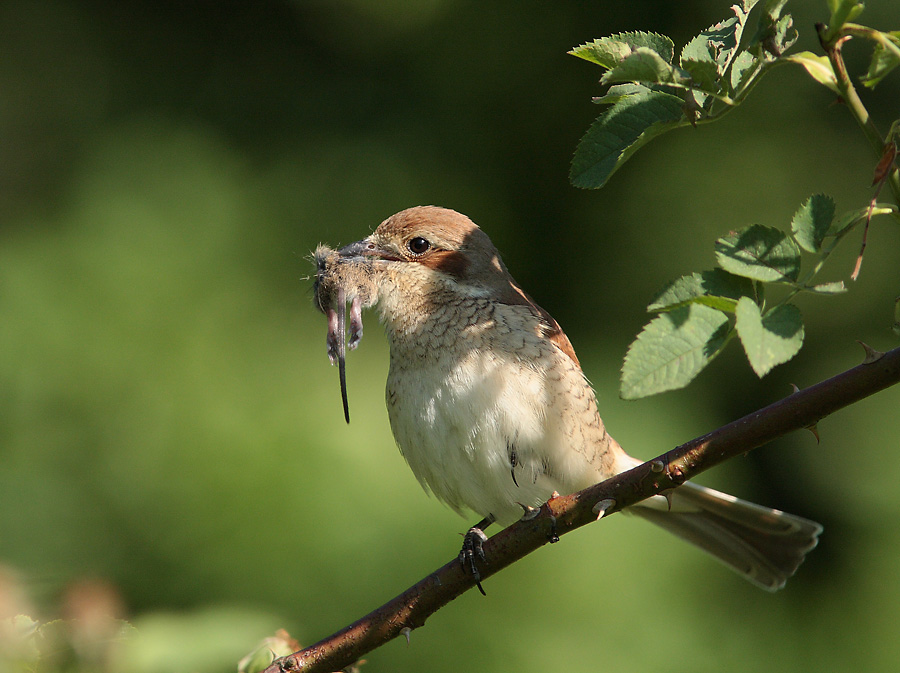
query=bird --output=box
[314,205,822,592]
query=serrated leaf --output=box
[681,18,737,70]
[680,1,757,75]
[791,194,835,252]
[715,224,801,282]
[861,32,900,89]
[681,58,723,94]
[570,89,685,189]
[593,83,646,104]
[570,31,675,69]
[735,298,804,377]
[648,269,755,312]
[570,38,634,69]
[730,50,759,92]
[807,280,847,294]
[620,304,731,399]
[601,48,687,86]
[773,14,798,54]
[786,52,839,93]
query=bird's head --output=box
[333,205,518,304]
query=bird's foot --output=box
[459,527,488,595]
[459,517,493,596]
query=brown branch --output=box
[266,345,900,673]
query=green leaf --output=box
[570,31,675,69]
[620,304,731,399]
[827,204,898,236]
[786,52,840,93]
[772,14,799,55]
[791,193,835,252]
[826,0,865,35]
[762,0,789,20]
[715,224,801,282]
[807,280,847,294]
[601,48,687,86]
[730,50,759,92]
[592,83,646,104]
[681,58,723,94]
[680,1,757,74]
[648,269,755,312]
[570,88,685,189]
[735,298,804,377]
[861,32,900,89]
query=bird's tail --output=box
[631,481,823,591]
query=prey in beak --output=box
[313,241,379,423]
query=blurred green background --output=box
[2,0,899,671]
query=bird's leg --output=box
[459,516,494,596]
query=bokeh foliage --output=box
[1,1,899,672]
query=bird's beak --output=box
[338,238,399,262]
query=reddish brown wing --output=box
[499,279,581,369]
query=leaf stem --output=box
[817,23,900,205]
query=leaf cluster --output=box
[568,0,898,190]
[569,0,900,398]
[569,0,796,189]
[621,196,897,399]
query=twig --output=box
[264,345,900,673]
[817,23,900,206]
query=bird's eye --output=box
[407,237,430,255]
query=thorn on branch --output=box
[401,627,412,645]
[806,424,820,443]
[592,499,616,520]
[518,503,541,521]
[858,341,885,364]
[661,490,674,511]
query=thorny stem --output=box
[263,346,900,673]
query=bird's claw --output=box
[459,526,489,596]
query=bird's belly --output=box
[386,354,583,525]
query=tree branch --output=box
[265,344,900,673]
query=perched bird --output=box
[315,206,822,592]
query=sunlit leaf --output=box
[730,50,759,92]
[592,83,646,104]
[807,281,846,294]
[735,298,804,377]
[680,1,758,74]
[715,224,801,282]
[827,204,898,237]
[570,88,685,189]
[648,269,754,312]
[786,52,840,93]
[680,58,722,94]
[861,32,900,89]
[570,31,675,69]
[601,48,686,86]
[791,194,835,252]
[621,304,731,399]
